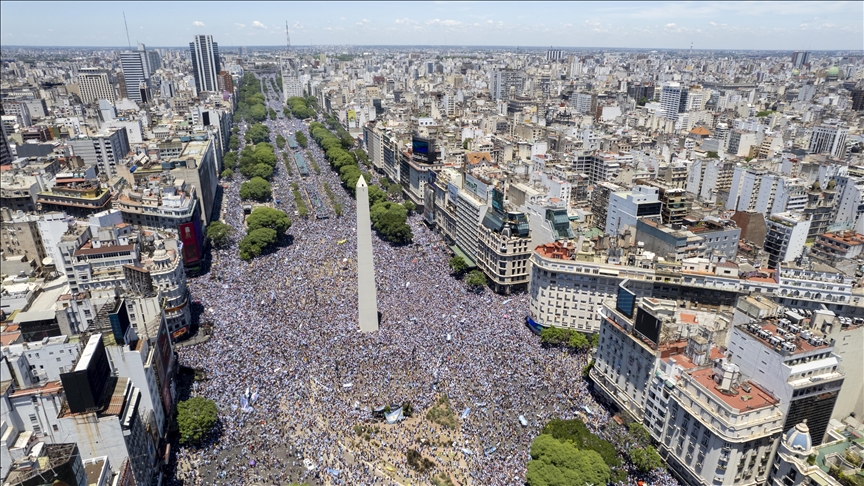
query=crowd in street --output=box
[165,74,681,486]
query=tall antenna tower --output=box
[285,21,291,56]
[123,12,131,49]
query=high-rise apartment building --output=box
[146,50,161,74]
[77,68,116,104]
[660,82,685,121]
[119,46,151,103]
[728,321,844,446]
[545,49,563,61]
[0,106,11,166]
[808,121,849,159]
[189,34,221,93]
[763,211,811,269]
[852,88,864,111]
[791,51,810,69]
[489,69,525,101]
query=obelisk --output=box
[356,175,379,332]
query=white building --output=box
[78,68,116,104]
[69,128,131,178]
[808,121,848,160]
[590,297,784,486]
[763,211,811,268]
[189,35,221,93]
[605,185,661,236]
[660,82,684,121]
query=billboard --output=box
[347,110,357,124]
[60,334,111,413]
[412,135,438,164]
[634,309,662,347]
[491,188,504,212]
[180,221,202,265]
[615,284,636,318]
[465,174,488,202]
[155,319,175,415]
[448,182,459,204]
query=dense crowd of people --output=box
[165,74,681,486]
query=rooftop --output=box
[688,366,779,412]
[739,319,832,356]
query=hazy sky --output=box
[1,1,862,50]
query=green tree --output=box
[448,256,468,275]
[541,327,570,346]
[353,149,370,166]
[526,434,611,486]
[276,134,286,149]
[246,207,292,234]
[367,185,387,206]
[462,138,472,150]
[628,422,652,449]
[229,135,240,150]
[637,96,648,106]
[249,163,274,180]
[239,228,278,260]
[239,177,271,201]
[631,446,664,473]
[541,418,620,468]
[246,124,271,144]
[404,200,416,214]
[567,331,589,350]
[221,168,234,179]
[223,151,238,169]
[295,131,308,148]
[254,142,277,166]
[205,221,234,247]
[465,270,487,290]
[177,397,218,445]
[248,104,267,122]
[706,151,719,159]
[268,108,277,120]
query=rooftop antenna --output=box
[286,21,291,56]
[123,12,131,49]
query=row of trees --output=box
[237,142,277,180]
[236,73,268,122]
[244,123,270,145]
[286,96,317,119]
[239,207,292,260]
[308,121,413,244]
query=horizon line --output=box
[1,44,862,53]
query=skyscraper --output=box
[119,46,151,103]
[792,51,811,69]
[147,50,162,74]
[659,82,684,121]
[0,106,11,166]
[78,68,116,103]
[189,35,221,93]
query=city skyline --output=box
[1,1,862,50]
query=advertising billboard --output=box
[448,182,459,204]
[155,320,175,415]
[634,309,662,347]
[465,174,488,202]
[179,221,201,266]
[615,285,636,318]
[491,188,504,212]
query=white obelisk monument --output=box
[356,175,379,332]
